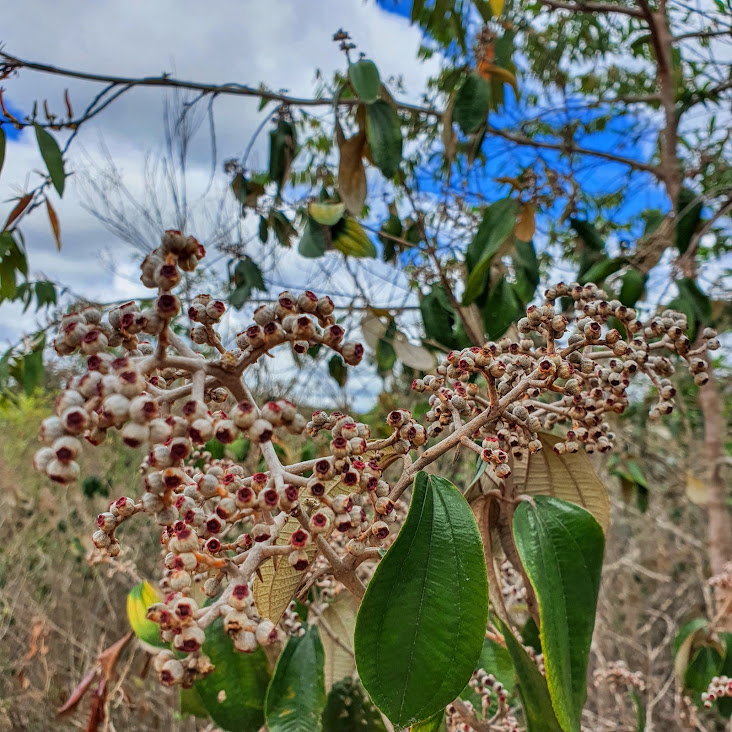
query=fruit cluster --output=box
[33,233,719,704]
[413,280,719,476]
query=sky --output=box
[1,0,729,406]
[0,1,437,353]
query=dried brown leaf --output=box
[46,198,62,250]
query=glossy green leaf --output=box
[366,100,403,179]
[499,618,563,732]
[126,581,166,648]
[354,472,489,728]
[349,59,381,103]
[299,217,328,258]
[454,74,492,134]
[195,618,271,732]
[412,709,447,732]
[34,124,65,197]
[265,625,326,732]
[322,678,386,732]
[463,197,517,305]
[513,497,605,732]
[618,270,647,307]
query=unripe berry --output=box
[155,293,180,319]
[46,458,80,484]
[174,624,205,653]
[288,549,309,571]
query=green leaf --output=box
[618,270,647,307]
[419,284,461,350]
[513,497,605,732]
[195,618,271,732]
[454,73,492,135]
[354,472,489,728]
[676,278,711,324]
[299,217,328,258]
[259,215,269,243]
[499,618,563,732]
[34,281,57,309]
[265,625,326,732]
[480,276,523,341]
[328,355,347,387]
[376,319,397,374]
[461,637,515,712]
[349,59,381,104]
[322,678,386,732]
[411,709,447,732]
[180,686,209,719]
[675,187,703,254]
[578,257,626,286]
[569,218,604,252]
[126,581,166,647]
[365,100,403,179]
[34,124,65,197]
[22,342,44,396]
[513,238,540,303]
[269,120,297,193]
[629,689,646,731]
[0,126,5,179]
[463,197,518,305]
[271,209,298,247]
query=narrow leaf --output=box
[265,625,326,732]
[355,472,489,728]
[46,198,62,250]
[499,619,563,732]
[3,193,33,232]
[34,124,65,196]
[513,497,605,732]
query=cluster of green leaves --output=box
[673,619,732,718]
[127,471,607,732]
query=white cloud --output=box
[1,0,437,352]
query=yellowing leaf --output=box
[515,204,536,242]
[320,593,359,691]
[127,581,166,647]
[46,198,62,250]
[481,433,610,533]
[490,0,505,16]
[254,478,344,623]
[685,472,708,505]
